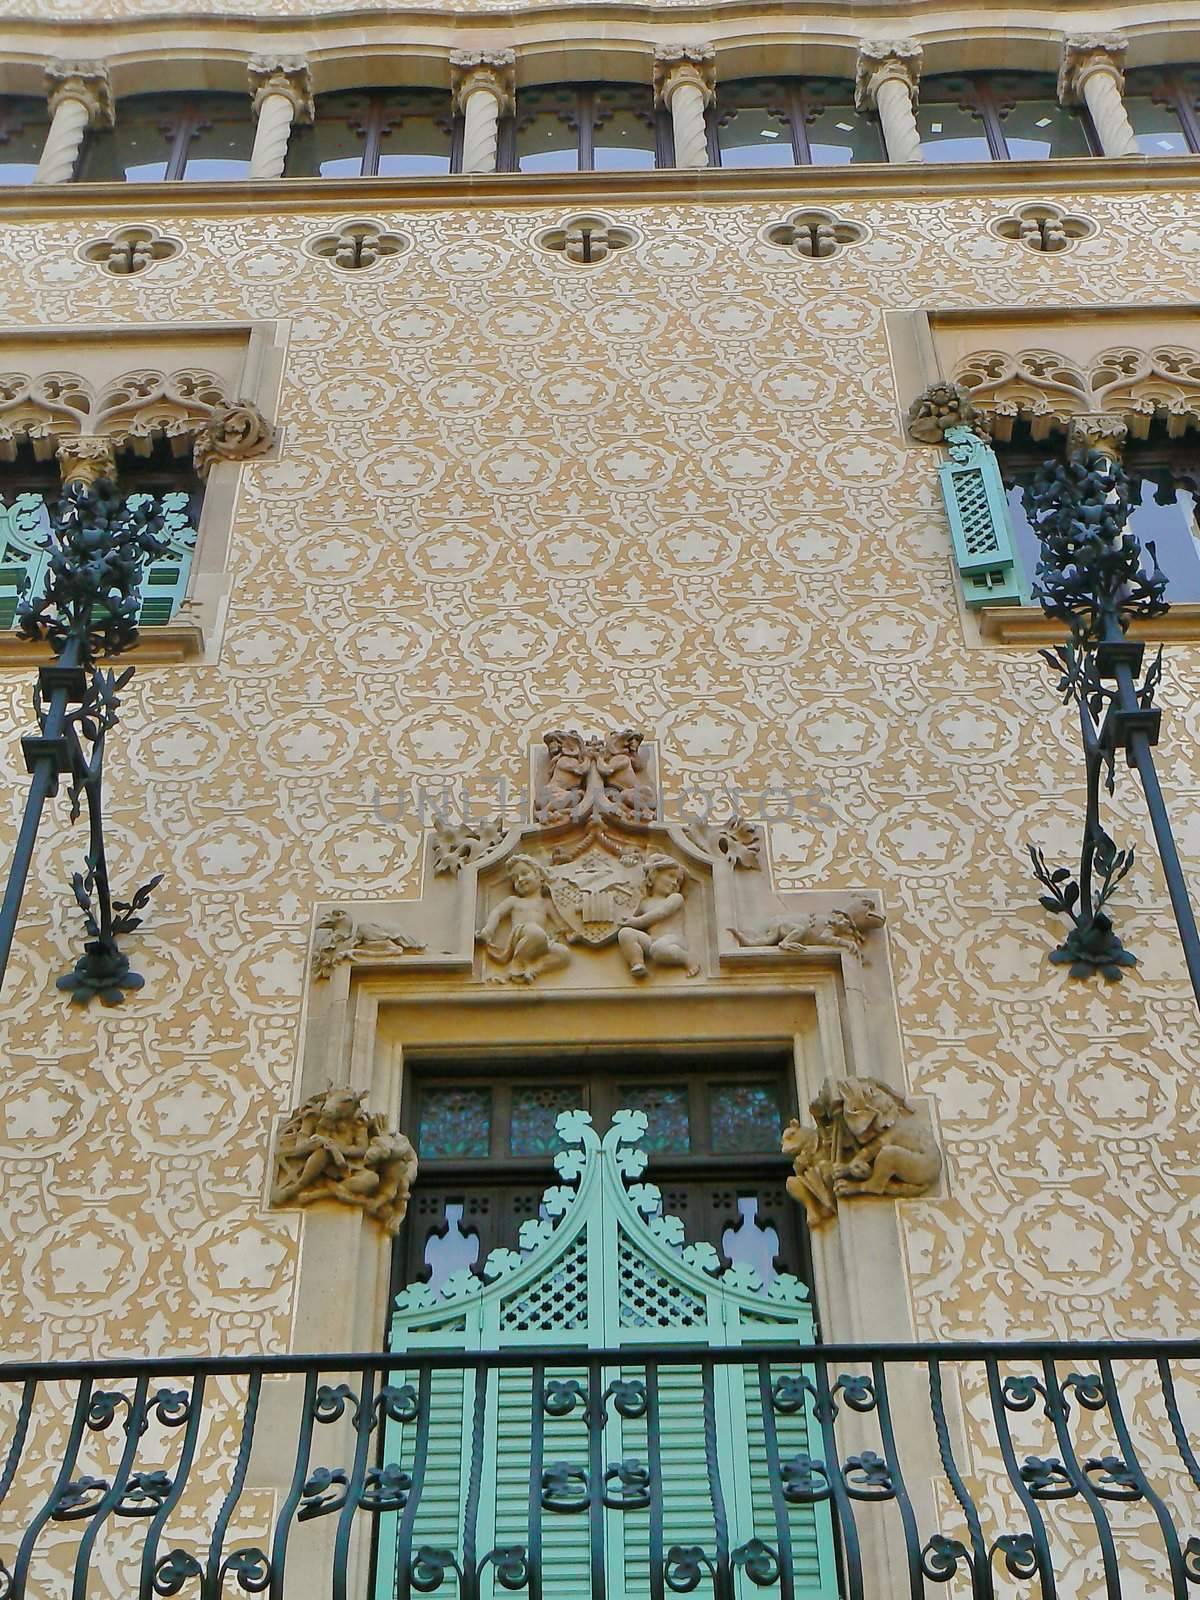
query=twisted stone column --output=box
[855,40,923,163]
[248,56,314,179]
[450,50,515,175]
[34,61,112,185]
[1058,34,1140,157]
[653,46,715,168]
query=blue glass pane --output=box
[418,1087,491,1159]
[717,106,794,166]
[711,1083,783,1154]
[510,1086,580,1156]
[0,162,37,184]
[616,1084,690,1153]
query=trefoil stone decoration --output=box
[192,401,275,478]
[535,728,657,824]
[763,210,866,260]
[80,225,182,277]
[536,215,637,265]
[990,203,1097,254]
[906,382,982,445]
[306,220,409,271]
[311,908,425,980]
[731,895,885,956]
[271,1086,417,1235]
[782,1076,941,1228]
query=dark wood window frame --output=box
[100,93,255,182]
[919,71,1101,160]
[0,96,51,182]
[1125,65,1200,154]
[504,82,671,172]
[707,77,881,167]
[303,89,464,176]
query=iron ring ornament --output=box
[0,479,171,1005]
[1024,447,1200,1005]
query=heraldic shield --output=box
[546,837,644,946]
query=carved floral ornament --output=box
[950,344,1200,443]
[0,366,273,476]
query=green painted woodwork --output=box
[0,493,50,630]
[380,1109,837,1600]
[938,425,1028,607]
[123,490,197,625]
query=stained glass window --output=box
[710,1083,783,1154]
[417,1087,492,1159]
[510,1085,581,1155]
[618,1084,691,1153]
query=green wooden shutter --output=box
[124,490,197,625]
[380,1110,837,1600]
[937,425,1027,607]
[0,493,50,630]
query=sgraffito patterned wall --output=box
[0,186,1199,1361]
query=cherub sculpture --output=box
[476,853,572,982]
[617,854,699,978]
[732,896,884,956]
[271,1087,418,1234]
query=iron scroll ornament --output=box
[0,479,169,1004]
[1023,448,1200,1003]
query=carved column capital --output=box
[45,60,113,127]
[907,381,981,444]
[248,55,314,123]
[449,49,516,116]
[1067,412,1128,458]
[1058,33,1128,102]
[653,44,716,108]
[855,38,922,112]
[56,435,117,487]
[192,400,275,479]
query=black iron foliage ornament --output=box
[0,479,169,1004]
[1023,448,1200,1001]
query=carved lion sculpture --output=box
[832,1078,941,1200]
[732,895,884,954]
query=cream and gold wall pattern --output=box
[0,183,1198,1360]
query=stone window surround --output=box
[0,319,285,665]
[887,304,1200,648]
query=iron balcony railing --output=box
[0,1341,1197,1600]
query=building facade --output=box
[0,0,1198,1596]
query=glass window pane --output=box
[1000,100,1091,159]
[179,96,254,180]
[616,1084,691,1153]
[591,87,657,170]
[0,96,52,184]
[287,91,373,177]
[1125,93,1192,155]
[917,97,992,162]
[717,104,794,166]
[710,1083,783,1154]
[89,94,183,182]
[509,1085,581,1156]
[377,90,453,175]
[805,102,885,164]
[417,1086,491,1159]
[516,87,579,172]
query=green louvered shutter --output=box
[379,1110,837,1600]
[938,425,1028,607]
[0,493,51,630]
[124,490,197,624]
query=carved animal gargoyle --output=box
[732,895,884,955]
[271,1086,418,1235]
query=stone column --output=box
[248,56,314,180]
[34,61,112,185]
[855,40,923,163]
[1058,34,1140,157]
[653,45,716,169]
[449,50,515,175]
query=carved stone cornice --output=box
[55,435,117,486]
[855,38,922,112]
[1058,33,1128,103]
[652,44,716,108]
[45,60,113,127]
[449,48,516,116]
[248,55,314,123]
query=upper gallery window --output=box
[0,96,51,184]
[712,77,884,166]
[1124,65,1200,155]
[286,89,457,177]
[512,83,661,172]
[79,93,255,181]
[916,72,1096,161]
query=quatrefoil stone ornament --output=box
[306,220,409,270]
[80,225,182,276]
[536,214,637,264]
[991,203,1098,253]
[763,209,867,259]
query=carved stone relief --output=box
[192,400,276,477]
[783,1076,941,1227]
[79,225,183,276]
[990,203,1097,254]
[311,907,425,979]
[763,209,867,260]
[536,215,637,264]
[305,219,409,271]
[732,894,885,956]
[906,381,981,444]
[534,728,658,823]
[270,1086,417,1235]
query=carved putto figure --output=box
[271,1087,418,1234]
[311,908,424,979]
[476,853,572,982]
[534,729,657,824]
[617,854,699,978]
[732,895,884,955]
[782,1077,941,1227]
